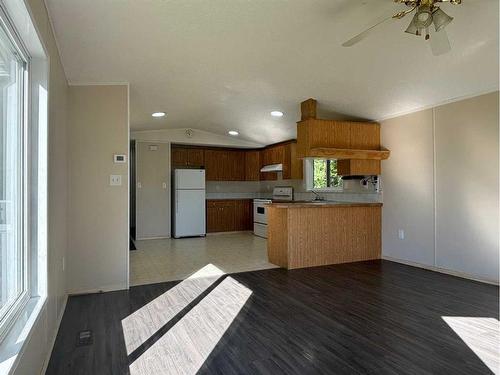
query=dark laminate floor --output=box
[46,260,499,375]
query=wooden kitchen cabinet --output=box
[187,149,204,167]
[337,159,381,176]
[234,199,253,230]
[206,199,253,233]
[205,149,245,181]
[173,141,303,181]
[171,147,205,168]
[172,147,188,167]
[282,142,303,180]
[260,142,303,181]
[245,150,260,181]
[206,200,235,232]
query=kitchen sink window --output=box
[305,159,342,191]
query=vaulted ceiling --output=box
[45,0,499,145]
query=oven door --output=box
[253,202,268,224]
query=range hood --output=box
[260,163,283,172]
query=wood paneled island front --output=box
[267,202,382,269]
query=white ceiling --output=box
[45,0,499,145]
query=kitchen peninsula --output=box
[267,202,382,269]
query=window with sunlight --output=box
[0,13,29,340]
[310,159,342,190]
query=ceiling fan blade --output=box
[430,28,451,56]
[342,15,394,47]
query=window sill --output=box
[0,296,46,374]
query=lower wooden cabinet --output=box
[206,199,253,233]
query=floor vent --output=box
[77,330,93,346]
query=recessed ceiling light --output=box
[228,130,239,136]
[271,111,284,117]
[152,112,166,117]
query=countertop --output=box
[266,201,382,208]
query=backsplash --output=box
[206,175,382,203]
[260,177,382,203]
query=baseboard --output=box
[40,294,68,374]
[67,283,128,296]
[206,230,253,236]
[135,235,171,240]
[382,256,499,285]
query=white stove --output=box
[253,187,293,238]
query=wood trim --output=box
[301,98,317,120]
[308,147,390,160]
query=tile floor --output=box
[130,232,278,286]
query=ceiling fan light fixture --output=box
[414,5,433,29]
[405,17,420,36]
[432,8,453,32]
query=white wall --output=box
[11,0,69,373]
[67,85,129,294]
[381,91,499,283]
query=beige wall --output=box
[13,0,69,374]
[67,85,129,293]
[136,141,171,239]
[381,91,499,283]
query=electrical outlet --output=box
[110,175,122,186]
[398,229,405,240]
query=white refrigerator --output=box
[173,169,206,238]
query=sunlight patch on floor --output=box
[442,316,500,374]
[122,264,225,354]
[129,276,252,375]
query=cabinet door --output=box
[204,150,220,180]
[337,159,381,176]
[187,149,204,167]
[229,151,245,181]
[245,151,260,181]
[234,199,252,230]
[206,200,235,232]
[222,202,236,231]
[271,145,285,164]
[172,148,188,167]
[282,142,303,180]
[206,205,222,232]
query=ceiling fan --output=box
[342,0,462,56]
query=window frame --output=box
[0,6,31,344]
[304,158,343,192]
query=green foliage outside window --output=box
[313,159,342,189]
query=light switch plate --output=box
[398,229,405,240]
[110,175,122,186]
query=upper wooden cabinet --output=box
[187,149,204,167]
[172,142,304,181]
[260,142,303,181]
[204,149,245,181]
[297,119,384,157]
[172,146,205,168]
[296,98,390,176]
[245,150,260,181]
[283,142,303,180]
